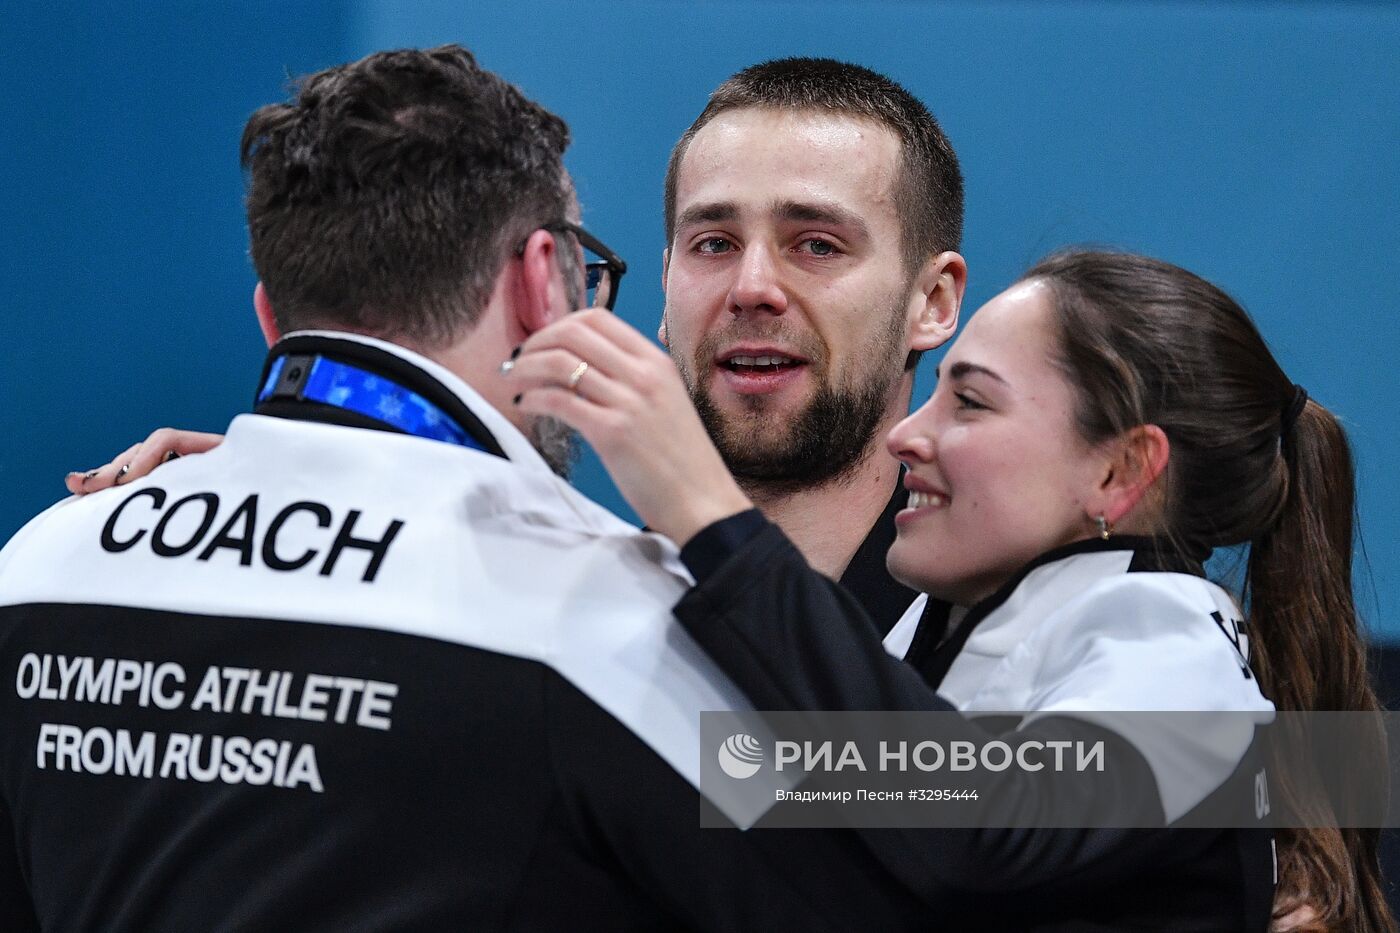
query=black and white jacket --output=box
[0,333,920,933]
[677,517,1278,931]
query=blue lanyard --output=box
[257,354,485,451]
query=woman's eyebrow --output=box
[935,360,1008,385]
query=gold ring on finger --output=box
[567,360,589,392]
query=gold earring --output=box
[1096,515,1112,540]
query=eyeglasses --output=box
[541,221,628,311]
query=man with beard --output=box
[657,58,966,639]
[1,46,923,931]
[71,59,964,642]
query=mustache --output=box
[692,324,828,373]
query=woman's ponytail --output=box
[1249,401,1391,933]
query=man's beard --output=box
[528,415,579,479]
[690,376,892,494]
[678,296,909,495]
[526,229,585,480]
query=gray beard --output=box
[528,415,579,479]
[527,233,585,479]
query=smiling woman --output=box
[886,278,1121,609]
[888,252,1390,928]
[504,249,1393,931]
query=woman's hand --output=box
[507,309,752,547]
[65,428,225,495]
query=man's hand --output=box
[65,428,224,495]
[507,309,752,547]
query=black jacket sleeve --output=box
[673,520,1173,898]
[0,797,38,933]
[679,519,948,713]
[540,669,926,932]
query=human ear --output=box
[658,249,671,345]
[515,228,567,335]
[908,251,967,353]
[253,282,281,347]
[1090,425,1171,531]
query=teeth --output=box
[907,490,947,510]
[727,354,795,368]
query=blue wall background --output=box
[5,1,1398,639]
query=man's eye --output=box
[800,238,838,257]
[695,237,733,255]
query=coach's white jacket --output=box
[0,332,904,933]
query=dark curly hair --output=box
[241,45,572,347]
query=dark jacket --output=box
[677,515,1277,932]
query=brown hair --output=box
[241,45,571,347]
[662,57,963,274]
[1023,249,1392,932]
